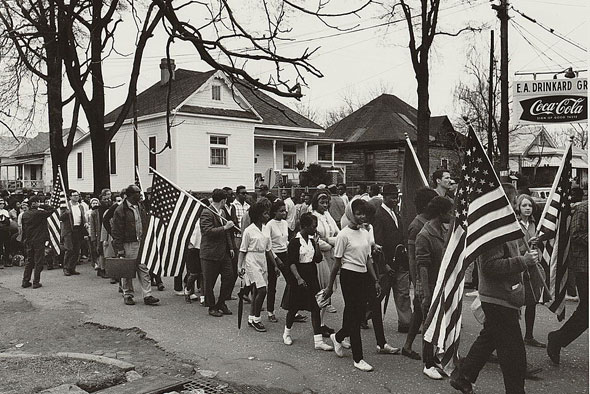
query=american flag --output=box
[423,126,524,373]
[47,168,68,254]
[537,143,573,321]
[138,170,202,277]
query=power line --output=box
[510,5,588,52]
[510,20,559,70]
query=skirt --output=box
[244,252,268,289]
[281,263,320,312]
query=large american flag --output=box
[138,170,202,276]
[47,168,68,254]
[423,126,524,373]
[537,143,573,321]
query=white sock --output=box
[268,311,275,317]
[253,316,261,323]
[248,315,254,323]
[284,327,291,336]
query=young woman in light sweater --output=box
[263,200,289,322]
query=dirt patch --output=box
[0,356,126,393]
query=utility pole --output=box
[488,30,495,160]
[133,91,139,172]
[492,0,509,176]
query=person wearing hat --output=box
[21,196,55,288]
[371,184,412,333]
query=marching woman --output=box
[282,212,333,351]
[324,198,381,372]
[238,201,280,332]
[415,196,453,379]
[311,191,340,336]
[516,194,546,348]
[263,200,289,323]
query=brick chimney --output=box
[160,58,176,85]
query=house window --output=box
[440,158,448,170]
[283,144,297,169]
[77,152,83,179]
[210,135,228,166]
[109,142,117,175]
[212,85,221,101]
[149,136,156,173]
[364,151,375,180]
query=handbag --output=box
[315,289,330,309]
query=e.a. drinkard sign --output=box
[513,78,587,125]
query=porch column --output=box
[331,143,335,167]
[272,139,277,171]
[304,141,308,165]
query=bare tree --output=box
[324,82,395,127]
[383,0,480,175]
[0,0,80,185]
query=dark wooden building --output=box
[321,94,464,185]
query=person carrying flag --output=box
[21,196,55,289]
[112,184,159,306]
[450,183,539,394]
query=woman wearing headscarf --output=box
[324,198,381,371]
[311,190,339,336]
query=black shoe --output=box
[218,304,232,315]
[47,265,54,271]
[143,296,160,305]
[63,270,71,276]
[70,270,80,275]
[21,281,32,288]
[208,308,223,317]
[293,313,308,323]
[524,337,546,348]
[251,321,267,332]
[32,283,42,289]
[360,321,370,329]
[124,296,135,306]
[450,373,474,394]
[401,348,421,360]
[320,325,335,338]
[547,331,561,365]
[525,363,542,379]
[110,278,117,284]
[157,283,165,291]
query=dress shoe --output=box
[525,363,542,379]
[293,313,307,323]
[21,281,32,288]
[320,325,335,338]
[218,304,232,315]
[524,337,546,348]
[251,321,267,332]
[157,283,165,291]
[377,344,400,354]
[70,270,80,275]
[143,296,160,305]
[124,296,135,305]
[208,308,223,317]
[402,347,421,360]
[450,373,474,394]
[32,283,42,289]
[110,278,118,284]
[547,331,561,365]
[63,270,71,276]
[267,314,279,323]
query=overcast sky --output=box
[5,0,589,135]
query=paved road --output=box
[1,263,587,394]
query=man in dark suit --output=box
[60,190,87,276]
[200,188,235,317]
[222,186,240,291]
[372,184,412,332]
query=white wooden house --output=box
[67,59,340,193]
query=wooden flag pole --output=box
[404,133,429,187]
[149,167,241,233]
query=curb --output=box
[0,352,135,372]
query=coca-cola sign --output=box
[513,78,588,125]
[519,95,587,123]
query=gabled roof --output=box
[11,128,86,158]
[324,94,455,144]
[104,68,323,131]
[0,136,27,158]
[509,127,557,156]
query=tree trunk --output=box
[88,119,111,194]
[416,63,431,179]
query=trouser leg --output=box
[393,270,412,329]
[367,279,386,348]
[553,274,589,347]
[201,259,220,308]
[337,269,367,363]
[267,260,277,313]
[32,242,44,284]
[23,244,35,282]
[217,257,234,309]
